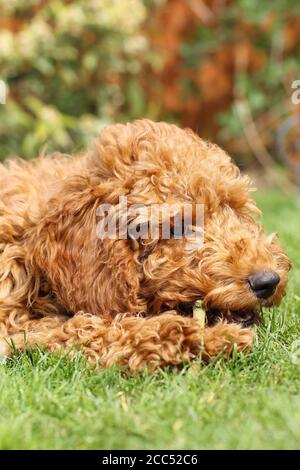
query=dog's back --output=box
[0,154,87,242]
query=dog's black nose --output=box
[248,271,280,299]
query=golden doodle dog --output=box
[0,120,291,371]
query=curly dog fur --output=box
[0,120,291,371]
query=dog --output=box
[0,120,291,371]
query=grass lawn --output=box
[1,191,300,450]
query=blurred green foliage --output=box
[0,0,152,159]
[216,0,300,155]
[0,0,299,162]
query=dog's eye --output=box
[170,224,197,238]
[169,225,181,237]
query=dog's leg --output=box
[0,312,254,371]
[0,242,66,353]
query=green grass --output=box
[1,190,300,450]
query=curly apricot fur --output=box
[0,120,290,372]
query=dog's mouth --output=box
[206,307,260,327]
[177,302,260,327]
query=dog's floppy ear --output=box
[26,176,141,318]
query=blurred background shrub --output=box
[0,0,299,173]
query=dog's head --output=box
[135,206,290,327]
[29,120,291,326]
[91,120,291,326]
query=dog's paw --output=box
[203,322,254,359]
